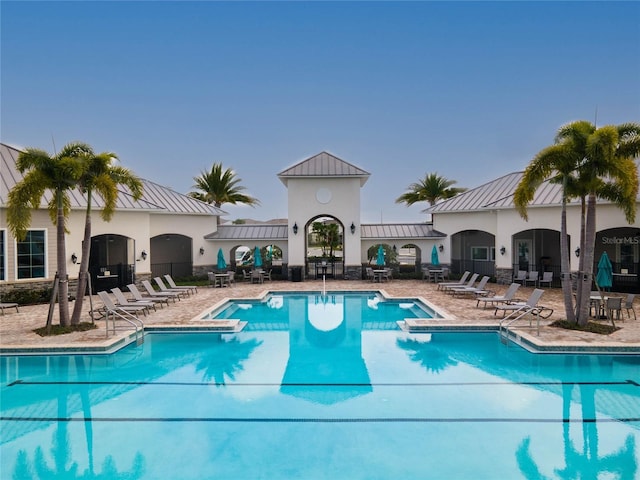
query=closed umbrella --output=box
[596,251,613,291]
[376,245,385,266]
[431,245,440,266]
[267,245,273,261]
[254,246,263,268]
[217,248,227,271]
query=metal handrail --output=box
[499,304,541,339]
[105,308,145,345]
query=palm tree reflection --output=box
[396,336,458,373]
[195,335,263,385]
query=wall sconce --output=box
[350,222,356,234]
[500,246,506,256]
[393,245,397,253]
[575,247,580,258]
[199,247,205,255]
[140,250,147,261]
[438,244,444,253]
[293,222,298,235]
[71,253,78,264]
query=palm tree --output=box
[514,121,639,326]
[396,172,466,207]
[7,143,87,327]
[71,146,143,325]
[189,163,260,223]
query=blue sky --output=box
[2,1,639,223]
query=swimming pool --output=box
[1,293,639,479]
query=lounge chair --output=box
[442,273,478,293]
[477,283,520,309]
[450,275,490,297]
[111,287,156,312]
[494,289,551,318]
[538,271,553,288]
[0,302,19,315]
[154,277,190,298]
[164,275,198,294]
[97,291,148,317]
[142,280,182,301]
[128,283,170,307]
[437,271,470,291]
[523,271,539,287]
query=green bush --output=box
[2,287,52,305]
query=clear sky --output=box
[2,1,639,224]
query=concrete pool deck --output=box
[1,280,638,354]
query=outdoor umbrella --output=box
[217,248,227,271]
[376,245,385,266]
[267,245,273,261]
[596,251,613,291]
[431,245,440,266]
[254,246,263,268]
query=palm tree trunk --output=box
[559,190,576,322]
[577,194,597,326]
[56,193,71,327]
[574,196,587,318]
[71,191,92,324]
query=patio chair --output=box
[251,270,264,284]
[494,289,548,318]
[606,296,623,321]
[154,277,190,298]
[97,291,147,317]
[450,275,490,297]
[0,302,19,315]
[523,271,539,287]
[207,272,217,287]
[513,270,527,285]
[623,293,636,320]
[538,271,553,288]
[242,270,251,282]
[437,271,470,290]
[263,269,272,282]
[476,283,520,309]
[142,280,182,301]
[227,271,236,286]
[382,268,393,282]
[111,287,156,313]
[128,283,170,307]
[442,273,478,293]
[164,275,198,294]
[366,267,375,282]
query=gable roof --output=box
[278,151,370,186]
[0,142,223,216]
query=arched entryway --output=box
[150,234,193,279]
[305,216,344,279]
[512,229,563,286]
[89,234,135,291]
[595,227,639,292]
[451,230,496,278]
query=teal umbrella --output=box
[431,245,440,266]
[376,245,385,266]
[217,248,227,270]
[254,246,263,268]
[596,251,613,291]
[267,245,273,261]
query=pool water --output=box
[1,293,639,479]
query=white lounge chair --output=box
[164,275,198,294]
[513,270,527,285]
[154,277,190,298]
[142,280,182,301]
[97,291,147,317]
[437,271,470,291]
[494,289,549,318]
[111,287,156,312]
[477,283,520,309]
[538,271,553,288]
[442,273,478,293]
[0,302,19,315]
[128,283,170,307]
[450,275,491,297]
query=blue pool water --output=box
[1,292,639,479]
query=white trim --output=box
[0,229,6,282]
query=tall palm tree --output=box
[189,163,260,223]
[515,121,639,326]
[7,143,87,327]
[514,121,594,323]
[71,146,143,325]
[396,172,466,207]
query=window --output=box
[16,230,46,279]
[0,230,5,281]
[471,246,489,261]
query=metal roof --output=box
[361,223,445,239]
[278,151,370,186]
[0,142,223,216]
[205,224,289,240]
